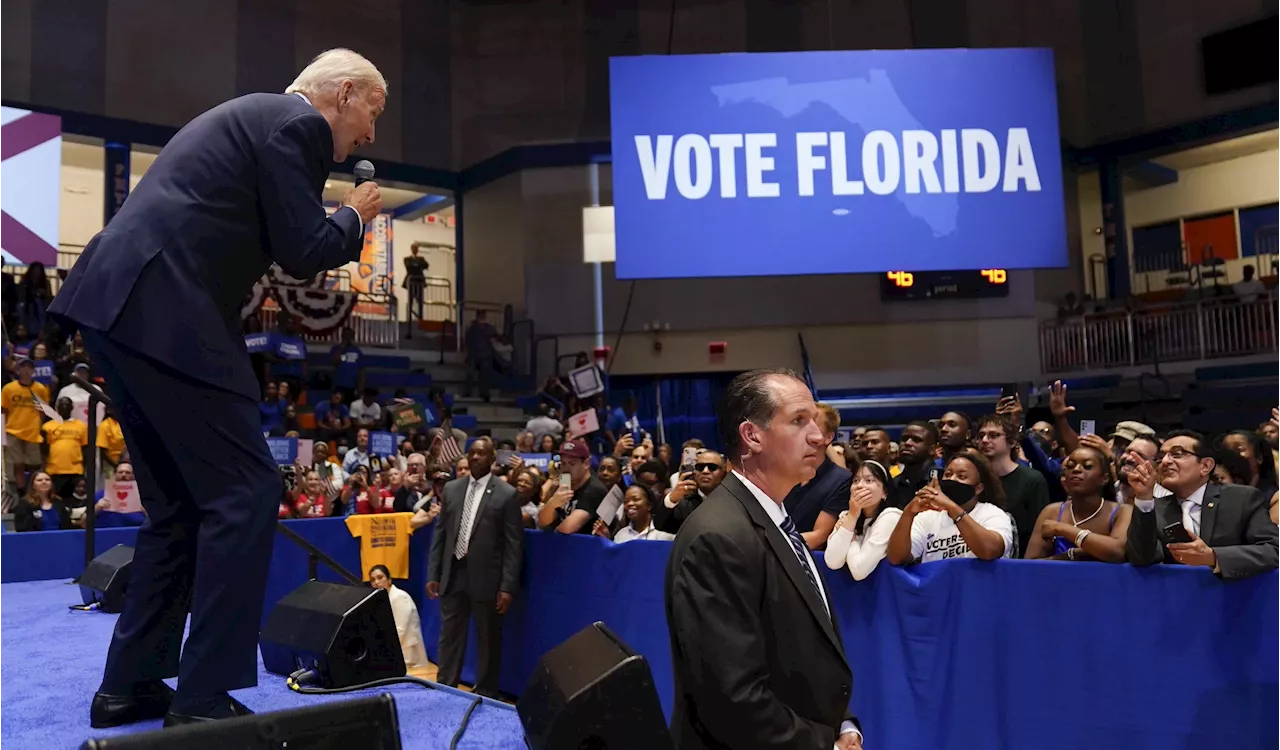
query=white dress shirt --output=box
[1135,481,1207,534]
[731,471,861,746]
[613,520,675,544]
[292,91,363,226]
[456,472,492,556]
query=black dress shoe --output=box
[163,695,253,727]
[90,681,175,729]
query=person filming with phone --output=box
[537,439,609,534]
[1125,430,1277,579]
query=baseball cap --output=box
[557,439,591,459]
[73,362,90,372]
[15,356,33,367]
[1112,421,1156,443]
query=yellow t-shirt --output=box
[43,419,89,475]
[345,512,415,580]
[890,463,904,478]
[1,381,51,443]
[97,418,126,463]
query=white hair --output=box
[285,48,387,100]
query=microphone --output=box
[353,160,375,187]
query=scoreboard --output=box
[879,269,1010,301]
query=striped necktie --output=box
[455,480,482,558]
[779,514,827,614]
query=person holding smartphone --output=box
[537,440,608,534]
[1125,430,1277,579]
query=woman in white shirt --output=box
[824,460,903,580]
[887,448,1013,565]
[595,484,675,543]
[369,564,427,668]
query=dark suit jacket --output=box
[783,457,852,534]
[50,93,364,401]
[13,500,71,532]
[660,490,706,534]
[665,473,856,749]
[1126,482,1278,580]
[428,474,523,600]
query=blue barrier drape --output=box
[610,373,737,452]
[6,524,1275,749]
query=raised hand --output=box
[1126,458,1158,501]
[1049,380,1075,420]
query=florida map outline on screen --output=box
[609,48,1067,280]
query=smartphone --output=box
[681,446,698,472]
[1000,383,1018,400]
[1162,521,1193,545]
[1079,419,1096,437]
[559,472,572,491]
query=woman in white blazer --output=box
[369,565,427,668]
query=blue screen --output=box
[609,48,1068,279]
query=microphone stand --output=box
[71,373,111,571]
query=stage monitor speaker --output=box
[80,692,402,749]
[79,544,134,613]
[260,580,405,688]
[517,621,673,750]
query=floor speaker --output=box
[80,693,401,749]
[260,580,405,688]
[517,621,673,750]
[79,544,134,613]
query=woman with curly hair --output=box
[1024,445,1131,562]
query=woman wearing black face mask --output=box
[887,448,1012,564]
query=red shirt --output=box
[294,493,327,518]
[278,502,292,519]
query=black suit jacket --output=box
[50,93,364,401]
[665,473,856,749]
[1126,482,1278,579]
[428,474,523,600]
[13,500,70,532]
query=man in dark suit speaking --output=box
[665,369,863,749]
[427,437,524,698]
[50,49,385,727]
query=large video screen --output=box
[609,49,1067,280]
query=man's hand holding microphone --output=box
[342,160,383,224]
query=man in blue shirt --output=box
[329,327,362,398]
[314,390,351,444]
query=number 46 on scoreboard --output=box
[885,269,1007,288]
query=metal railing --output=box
[256,287,399,348]
[1040,293,1277,373]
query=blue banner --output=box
[244,333,271,353]
[32,360,55,387]
[369,431,397,457]
[518,453,552,471]
[274,335,307,360]
[610,49,1067,278]
[265,437,298,465]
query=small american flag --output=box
[436,423,464,464]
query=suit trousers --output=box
[436,556,504,696]
[83,329,281,696]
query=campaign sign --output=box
[107,480,143,514]
[32,359,55,386]
[610,49,1066,278]
[519,453,552,471]
[244,333,272,353]
[274,335,306,360]
[266,437,298,465]
[369,431,397,457]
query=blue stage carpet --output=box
[0,580,526,749]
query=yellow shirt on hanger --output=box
[345,512,416,580]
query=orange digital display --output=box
[887,271,915,288]
[980,269,1008,284]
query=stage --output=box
[0,580,526,749]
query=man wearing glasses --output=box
[663,450,727,533]
[1126,429,1277,579]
